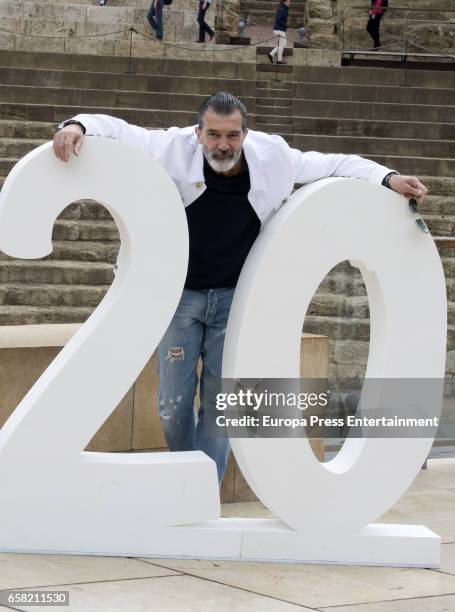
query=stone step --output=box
[442,256,455,278]
[256,97,292,108]
[0,84,239,114]
[292,99,454,123]
[48,240,118,263]
[308,293,370,319]
[0,260,114,285]
[256,79,293,90]
[256,64,294,75]
[419,176,455,196]
[255,122,295,132]
[423,214,455,237]
[0,67,255,98]
[0,137,47,157]
[419,195,455,216]
[257,46,294,57]
[364,154,455,177]
[0,50,256,82]
[0,158,19,174]
[303,315,455,349]
[292,66,455,90]
[0,103,194,129]
[0,119,56,139]
[50,219,119,242]
[255,87,293,99]
[292,117,455,141]
[0,305,92,325]
[317,269,455,301]
[293,82,455,106]
[0,283,109,307]
[294,134,455,159]
[310,288,455,322]
[255,116,293,126]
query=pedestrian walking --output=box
[268,0,290,65]
[196,0,216,43]
[147,0,164,41]
[366,0,388,49]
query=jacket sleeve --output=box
[58,113,167,159]
[290,148,396,185]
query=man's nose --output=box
[217,139,230,151]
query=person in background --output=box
[147,0,164,41]
[366,0,388,49]
[98,0,107,5]
[196,0,216,43]
[268,0,290,65]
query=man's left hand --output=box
[389,175,428,206]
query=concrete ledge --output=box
[0,324,329,503]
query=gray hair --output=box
[197,91,248,132]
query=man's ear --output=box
[195,126,202,142]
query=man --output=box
[268,0,290,65]
[196,0,216,43]
[53,91,427,483]
[147,0,164,41]
[366,0,388,49]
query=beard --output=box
[202,145,243,174]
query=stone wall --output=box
[305,0,455,51]
[215,0,240,38]
[0,0,217,47]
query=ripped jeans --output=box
[157,288,234,483]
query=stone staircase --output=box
[0,48,454,389]
[253,63,455,388]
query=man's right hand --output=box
[53,125,85,162]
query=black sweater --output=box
[184,156,261,289]
[274,4,289,32]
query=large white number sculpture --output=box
[0,139,447,566]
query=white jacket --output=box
[65,113,394,226]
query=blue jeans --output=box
[157,288,234,483]
[197,1,214,42]
[147,0,163,40]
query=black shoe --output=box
[267,52,274,63]
[277,60,287,65]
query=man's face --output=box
[196,109,247,174]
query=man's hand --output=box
[53,125,85,162]
[389,174,428,206]
[202,1,208,8]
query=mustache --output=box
[211,150,234,159]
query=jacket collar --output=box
[188,143,205,184]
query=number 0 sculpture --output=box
[0,138,447,566]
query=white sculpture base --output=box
[0,519,440,568]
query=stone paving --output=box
[0,457,454,611]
